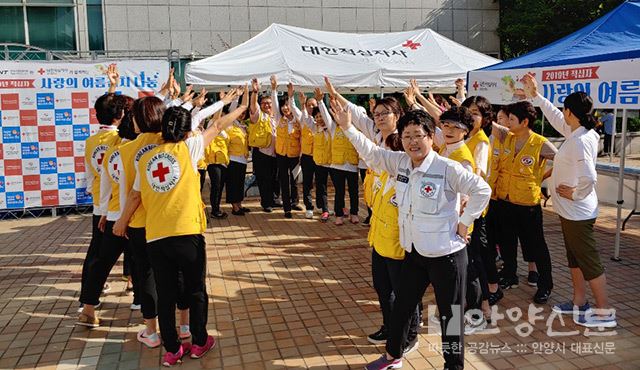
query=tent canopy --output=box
[185,23,499,93]
[481,0,640,70]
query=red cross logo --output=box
[152,163,170,182]
[113,163,118,171]
[473,81,479,90]
[37,68,45,75]
[424,185,433,193]
[402,40,422,50]
[97,152,105,165]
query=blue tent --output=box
[481,0,640,70]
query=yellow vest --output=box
[300,125,314,156]
[368,171,404,260]
[204,135,229,166]
[495,132,548,206]
[313,130,332,166]
[331,127,359,165]
[226,125,248,158]
[363,169,378,208]
[440,143,477,173]
[275,118,302,157]
[84,129,121,207]
[138,141,207,241]
[466,129,491,177]
[103,143,124,214]
[119,132,163,228]
[248,111,273,148]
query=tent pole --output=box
[380,87,384,98]
[613,108,627,261]
[610,108,617,162]
[541,116,546,136]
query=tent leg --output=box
[610,109,617,162]
[379,87,384,98]
[612,109,627,262]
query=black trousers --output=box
[315,165,330,213]
[603,133,612,153]
[300,154,315,211]
[80,214,103,304]
[80,220,130,306]
[225,161,247,204]
[371,249,419,340]
[148,235,209,354]
[386,248,467,370]
[468,216,489,304]
[360,168,373,219]
[276,154,300,213]
[253,148,277,208]
[481,200,500,285]
[329,168,359,217]
[496,200,553,291]
[207,164,226,213]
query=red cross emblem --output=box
[152,163,170,182]
[473,81,479,90]
[402,40,422,50]
[113,163,118,171]
[97,152,105,165]
[424,185,433,193]
[37,68,45,75]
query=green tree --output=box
[498,0,624,59]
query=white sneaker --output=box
[130,303,141,311]
[305,210,314,219]
[77,302,101,313]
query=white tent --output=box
[185,23,500,93]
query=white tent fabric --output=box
[185,24,500,93]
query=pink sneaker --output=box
[179,324,191,339]
[137,329,161,348]
[190,335,216,359]
[162,342,191,367]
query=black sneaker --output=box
[527,271,539,287]
[498,276,519,290]
[262,207,273,213]
[273,200,283,208]
[402,336,419,356]
[488,288,504,306]
[367,327,387,344]
[231,209,245,216]
[291,204,303,211]
[533,288,552,304]
[362,215,371,226]
[240,207,251,213]
[211,211,228,219]
[284,212,293,219]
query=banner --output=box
[467,58,640,109]
[0,60,169,210]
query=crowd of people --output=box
[75,65,616,369]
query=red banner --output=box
[0,79,36,89]
[542,66,600,81]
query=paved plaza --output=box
[0,195,639,370]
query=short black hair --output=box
[94,93,120,125]
[118,111,138,141]
[397,109,436,137]
[462,95,494,128]
[162,106,192,143]
[506,101,537,128]
[440,106,475,138]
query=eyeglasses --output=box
[401,134,428,142]
[373,111,392,118]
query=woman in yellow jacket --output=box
[201,125,230,219]
[136,86,248,366]
[224,109,251,216]
[274,94,302,218]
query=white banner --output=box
[0,60,169,210]
[467,58,640,109]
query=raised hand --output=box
[171,77,181,100]
[251,78,260,93]
[324,76,337,98]
[287,82,294,98]
[449,96,462,107]
[298,91,307,106]
[521,73,538,98]
[270,75,277,91]
[107,64,120,87]
[181,85,194,102]
[455,78,465,90]
[329,98,352,130]
[193,88,208,107]
[240,84,249,108]
[410,79,421,95]
[314,87,324,102]
[221,87,238,105]
[368,97,376,114]
[403,86,417,107]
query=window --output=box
[0,0,76,50]
[87,0,104,51]
[0,7,25,44]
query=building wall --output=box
[100,0,500,57]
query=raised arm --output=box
[324,76,350,107]
[250,78,260,123]
[106,64,119,94]
[318,99,335,133]
[288,83,304,123]
[271,75,281,122]
[192,87,239,131]
[202,85,249,146]
[330,99,403,177]
[522,73,572,138]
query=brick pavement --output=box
[0,195,639,370]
